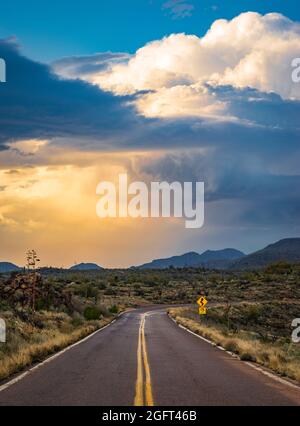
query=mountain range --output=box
[0,262,21,273]
[137,238,300,270]
[1,238,300,272]
[231,238,300,270]
[138,249,245,269]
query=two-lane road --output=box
[1,306,300,406]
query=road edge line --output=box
[168,314,300,391]
[0,311,127,393]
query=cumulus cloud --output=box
[57,12,300,120]
[1,25,300,158]
[4,34,300,156]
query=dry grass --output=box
[0,312,112,382]
[169,307,300,383]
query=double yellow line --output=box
[134,314,154,406]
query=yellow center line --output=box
[134,317,144,406]
[142,315,154,406]
[134,314,154,406]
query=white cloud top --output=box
[56,12,300,118]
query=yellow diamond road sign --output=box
[197,296,208,315]
[197,297,207,307]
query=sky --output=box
[0,1,300,268]
[1,1,299,61]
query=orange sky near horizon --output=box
[0,140,209,268]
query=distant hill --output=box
[0,262,21,273]
[138,249,245,270]
[69,263,103,271]
[193,249,246,269]
[139,252,201,269]
[231,238,300,270]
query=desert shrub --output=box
[224,339,238,353]
[265,261,292,275]
[109,305,119,314]
[144,281,156,287]
[240,352,257,362]
[75,283,98,299]
[0,300,10,310]
[104,288,116,296]
[177,290,187,299]
[97,282,107,290]
[245,305,262,322]
[71,313,84,327]
[35,298,50,311]
[97,305,110,317]
[83,306,101,321]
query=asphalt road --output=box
[0,306,300,406]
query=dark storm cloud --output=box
[1,37,300,233]
[211,85,300,130]
[138,149,300,226]
[1,37,300,156]
[0,39,137,147]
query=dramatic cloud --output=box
[137,149,300,226]
[2,13,300,266]
[58,12,300,120]
[4,33,300,155]
[0,39,136,149]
